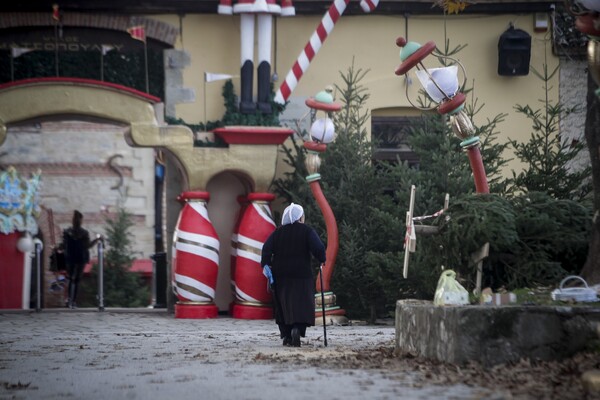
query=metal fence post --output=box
[150,252,167,308]
[34,239,43,312]
[97,237,104,312]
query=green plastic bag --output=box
[433,269,469,306]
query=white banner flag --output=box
[205,72,234,83]
[101,45,114,55]
[11,47,33,58]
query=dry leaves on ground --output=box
[256,345,600,400]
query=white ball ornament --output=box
[310,118,335,144]
[17,234,33,253]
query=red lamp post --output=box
[394,37,489,194]
[303,88,347,323]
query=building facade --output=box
[0,1,568,310]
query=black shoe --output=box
[291,327,300,347]
[283,337,292,346]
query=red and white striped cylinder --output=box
[229,195,249,315]
[232,192,276,319]
[0,232,32,309]
[172,191,220,319]
[274,0,379,104]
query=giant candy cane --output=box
[274,0,379,105]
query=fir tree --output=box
[274,58,512,318]
[507,56,591,201]
[80,209,150,307]
[323,63,405,322]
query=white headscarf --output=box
[281,203,304,225]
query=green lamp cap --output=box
[314,90,334,104]
[400,41,422,61]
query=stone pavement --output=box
[0,309,500,400]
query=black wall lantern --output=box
[498,25,531,76]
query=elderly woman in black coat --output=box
[261,203,326,347]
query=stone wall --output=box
[395,300,600,366]
[1,119,155,259]
[559,58,590,170]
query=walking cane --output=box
[319,264,328,347]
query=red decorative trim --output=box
[303,141,328,152]
[395,40,436,76]
[247,192,276,202]
[0,78,161,103]
[213,126,293,145]
[438,92,466,115]
[305,97,342,112]
[175,303,219,319]
[178,191,210,202]
[231,304,273,320]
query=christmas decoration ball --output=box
[17,234,33,253]
[310,118,335,143]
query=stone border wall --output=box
[395,300,600,366]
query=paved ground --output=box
[0,309,503,400]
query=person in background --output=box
[62,210,101,309]
[261,203,326,347]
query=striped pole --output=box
[274,0,350,105]
[274,0,379,105]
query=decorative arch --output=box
[0,77,291,194]
[0,77,162,146]
[0,13,178,46]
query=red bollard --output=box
[172,191,220,319]
[232,192,276,319]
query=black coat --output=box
[63,227,91,265]
[261,222,326,327]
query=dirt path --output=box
[0,311,597,399]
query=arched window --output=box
[371,115,421,168]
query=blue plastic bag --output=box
[262,265,274,285]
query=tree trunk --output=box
[580,71,600,285]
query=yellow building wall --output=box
[154,11,558,176]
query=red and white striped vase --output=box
[172,191,220,318]
[232,192,276,319]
